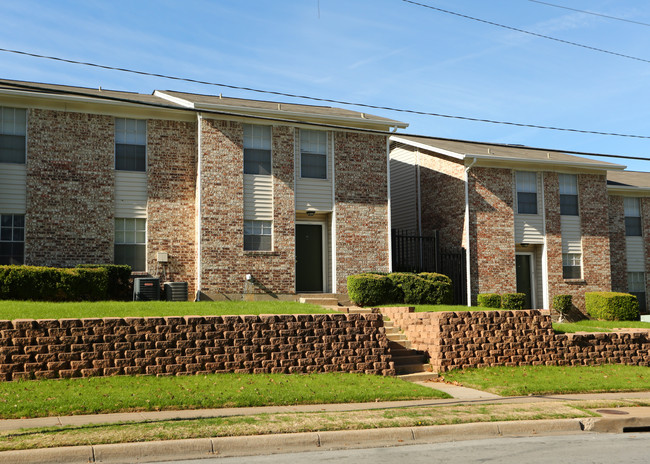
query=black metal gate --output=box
[391,229,466,305]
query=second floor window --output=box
[0,107,27,164]
[624,197,642,236]
[559,174,579,216]
[243,124,271,175]
[516,171,537,214]
[115,118,146,171]
[300,130,327,179]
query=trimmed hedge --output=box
[501,293,526,310]
[348,272,453,306]
[477,293,501,308]
[0,265,108,301]
[585,292,640,321]
[552,294,572,317]
[76,264,131,300]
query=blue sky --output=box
[2,0,650,170]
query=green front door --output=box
[296,224,323,292]
[516,254,533,309]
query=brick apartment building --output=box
[390,135,650,314]
[0,79,407,300]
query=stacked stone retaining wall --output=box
[0,313,393,382]
[380,307,649,372]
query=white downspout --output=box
[195,112,203,301]
[464,157,477,306]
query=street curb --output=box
[0,418,589,463]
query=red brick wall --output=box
[467,167,516,301]
[608,195,627,292]
[147,119,198,297]
[335,133,389,292]
[25,109,114,266]
[545,173,611,313]
[419,152,466,250]
[0,313,393,381]
[199,120,295,297]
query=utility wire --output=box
[528,0,650,28]
[4,80,650,163]
[1,46,650,140]
[401,0,650,65]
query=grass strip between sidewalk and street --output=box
[0,373,449,419]
[0,401,599,452]
[0,300,335,320]
[441,365,650,396]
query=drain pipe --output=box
[195,112,203,301]
[464,157,477,307]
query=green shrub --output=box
[477,293,501,308]
[501,293,526,310]
[552,294,572,317]
[418,272,452,285]
[400,274,453,305]
[0,265,109,301]
[385,272,415,303]
[585,292,640,321]
[347,273,395,306]
[77,264,131,300]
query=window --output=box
[562,253,581,279]
[559,174,579,216]
[624,197,642,236]
[0,107,27,164]
[0,214,24,265]
[243,124,271,175]
[516,172,537,214]
[115,118,146,171]
[115,218,146,271]
[300,130,327,179]
[244,220,271,251]
[628,272,647,313]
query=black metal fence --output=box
[391,229,467,305]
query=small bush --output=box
[77,264,131,300]
[477,293,501,308]
[0,265,108,301]
[553,294,572,317]
[347,273,395,306]
[501,293,526,310]
[586,292,640,321]
[400,274,453,305]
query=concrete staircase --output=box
[384,319,438,382]
[298,295,340,307]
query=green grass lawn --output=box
[0,300,336,320]
[442,364,650,396]
[377,304,489,312]
[553,319,650,334]
[0,373,449,419]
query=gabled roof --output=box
[391,134,626,171]
[154,90,408,130]
[607,170,650,192]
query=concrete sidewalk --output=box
[2,384,650,463]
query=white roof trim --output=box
[153,90,196,108]
[390,135,465,160]
[607,185,650,193]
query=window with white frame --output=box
[115,118,146,171]
[628,271,646,313]
[624,197,642,236]
[300,129,327,179]
[559,174,579,216]
[243,124,271,175]
[0,107,27,164]
[244,220,271,251]
[562,253,582,279]
[114,218,146,271]
[0,214,24,265]
[516,171,537,214]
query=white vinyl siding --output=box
[0,163,26,214]
[514,172,543,244]
[295,130,333,212]
[115,171,147,218]
[626,236,645,272]
[389,144,418,232]
[243,175,273,220]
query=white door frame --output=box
[296,220,328,293]
[515,251,536,309]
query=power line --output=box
[401,0,650,65]
[528,0,650,28]
[2,46,650,140]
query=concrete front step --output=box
[395,363,433,375]
[391,354,426,365]
[299,297,339,306]
[397,371,439,382]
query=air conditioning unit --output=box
[164,282,188,301]
[133,278,160,301]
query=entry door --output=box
[296,224,323,292]
[516,253,534,309]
